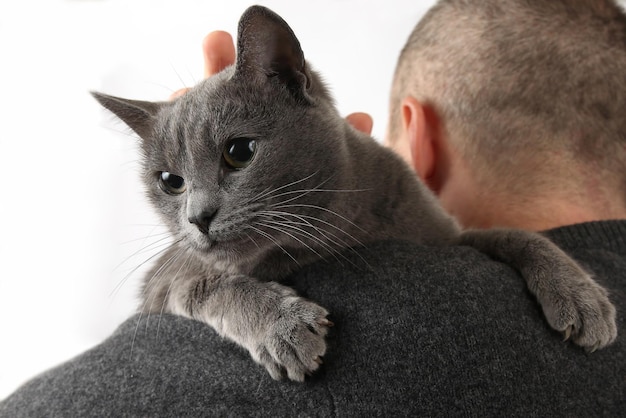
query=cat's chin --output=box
[189,235,258,262]
[191,238,228,254]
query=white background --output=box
[0,0,436,399]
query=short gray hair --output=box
[389,0,626,196]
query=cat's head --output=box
[93,6,356,265]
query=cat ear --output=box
[235,6,310,97]
[91,92,162,140]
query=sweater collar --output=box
[543,220,626,255]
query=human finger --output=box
[345,112,373,135]
[203,31,236,78]
[169,87,191,100]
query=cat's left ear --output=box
[91,92,162,140]
[234,6,311,99]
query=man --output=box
[385,0,626,231]
[1,0,624,416]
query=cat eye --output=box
[159,171,187,194]
[223,138,257,170]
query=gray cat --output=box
[93,6,617,382]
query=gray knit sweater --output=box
[1,221,624,417]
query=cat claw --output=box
[304,358,324,377]
[585,342,600,354]
[540,266,617,351]
[319,318,334,327]
[254,296,330,382]
[563,326,573,342]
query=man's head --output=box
[387,0,626,229]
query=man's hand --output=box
[170,30,373,135]
[169,31,235,100]
[345,112,373,135]
[201,31,237,77]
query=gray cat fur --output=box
[92,5,617,382]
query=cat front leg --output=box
[167,272,332,381]
[459,229,617,351]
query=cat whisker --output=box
[109,238,175,300]
[272,203,370,236]
[170,61,189,90]
[244,231,261,249]
[259,213,351,254]
[138,247,186,326]
[131,244,186,358]
[240,185,274,207]
[124,224,169,228]
[100,125,141,141]
[247,225,300,267]
[258,209,373,270]
[142,243,186,308]
[258,213,371,270]
[262,210,366,248]
[257,211,343,250]
[263,175,334,205]
[113,235,170,280]
[157,251,194,337]
[248,170,321,203]
[146,81,178,95]
[120,231,171,245]
[112,235,173,275]
[260,171,349,200]
[265,186,371,204]
[255,221,326,262]
[119,159,142,170]
[131,241,184,320]
[257,218,345,265]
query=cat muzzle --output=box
[188,209,217,235]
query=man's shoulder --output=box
[297,239,527,315]
[294,234,625,415]
[3,223,624,417]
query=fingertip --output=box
[346,112,374,135]
[169,87,191,100]
[202,30,233,52]
[202,31,236,78]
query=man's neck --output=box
[463,199,623,231]
[436,157,626,231]
[450,189,626,232]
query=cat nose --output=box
[188,209,217,235]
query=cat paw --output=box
[254,296,332,382]
[540,273,617,352]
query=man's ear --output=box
[402,97,436,182]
